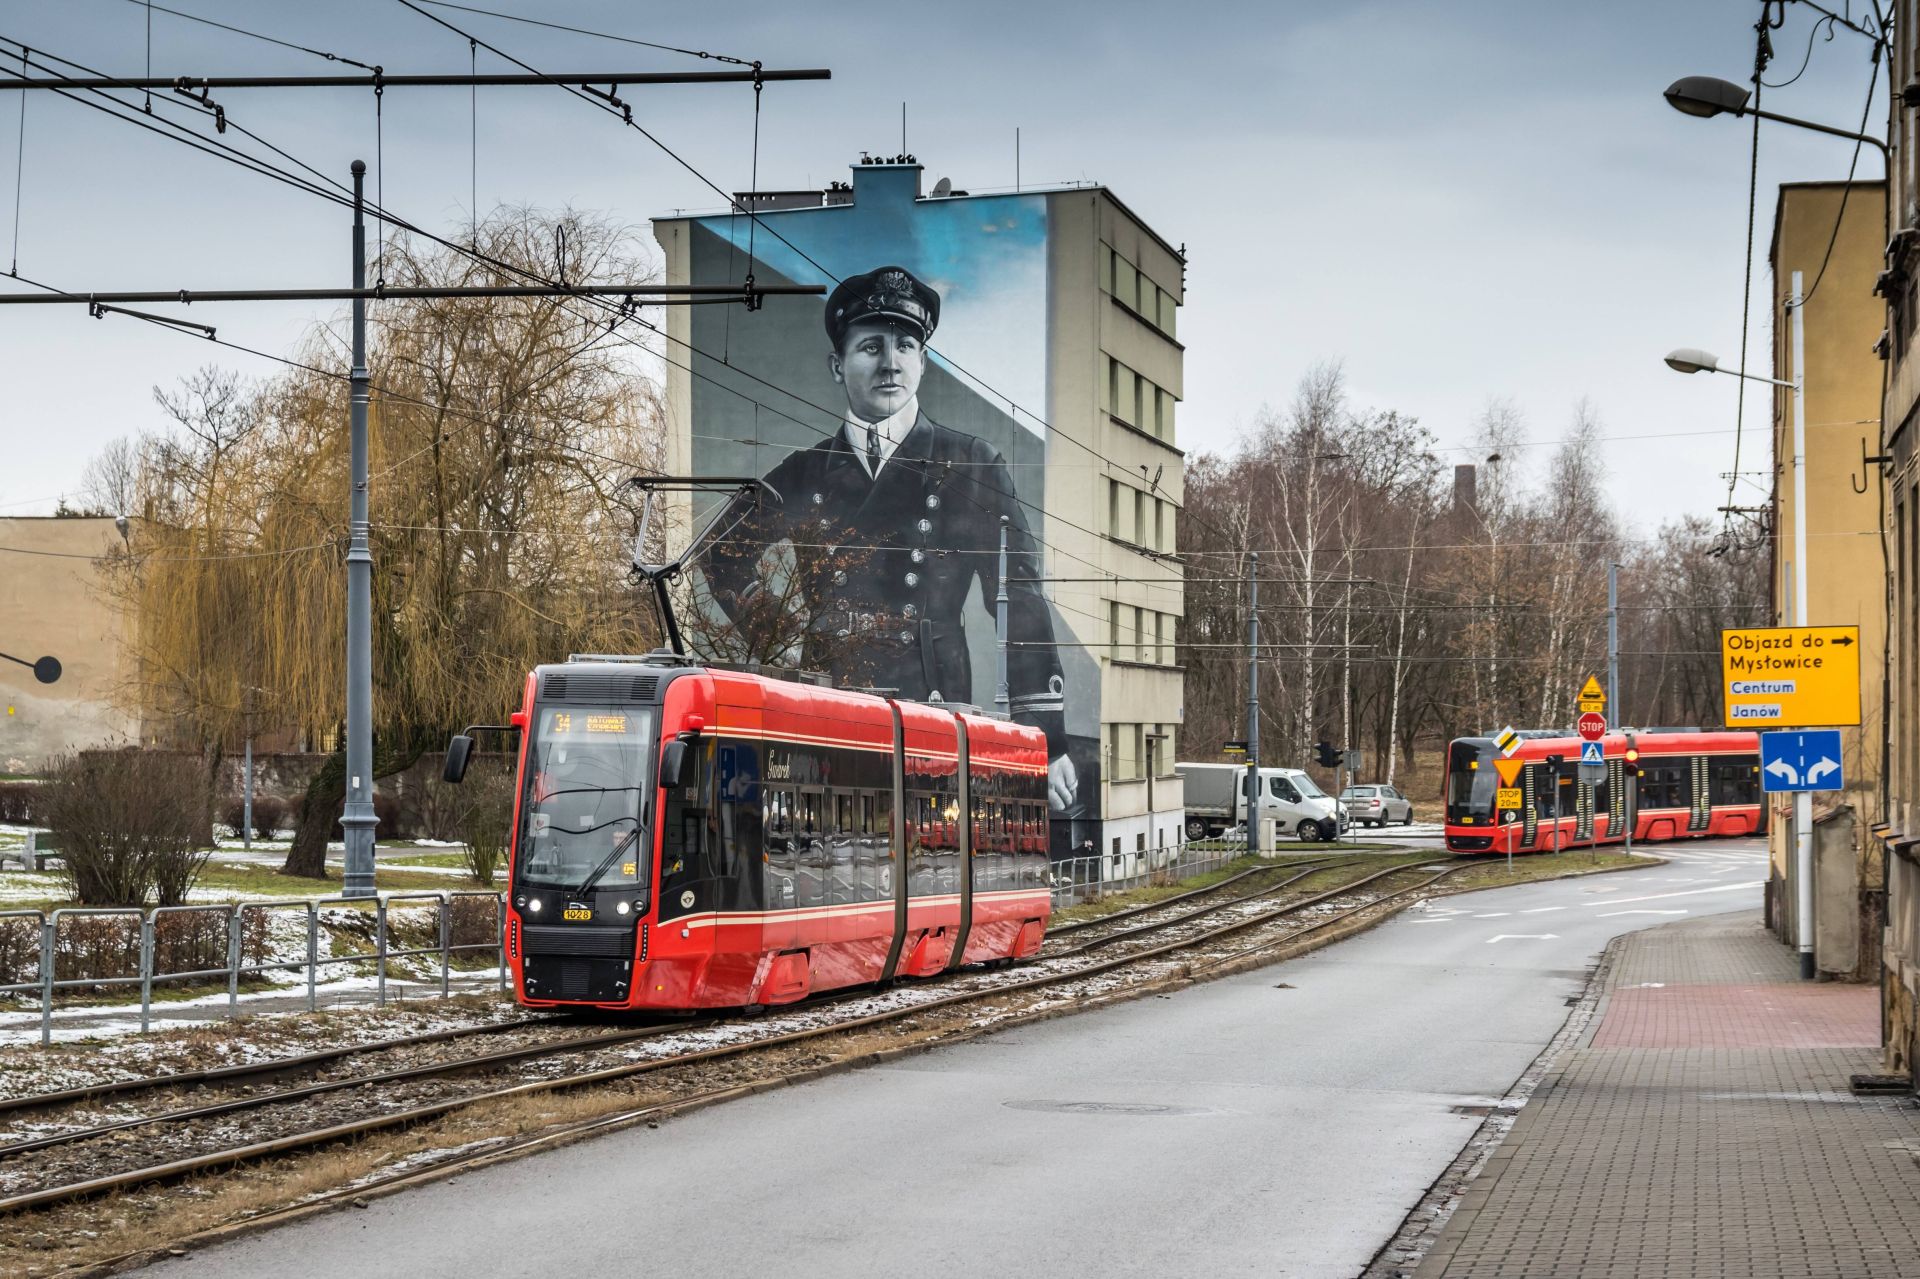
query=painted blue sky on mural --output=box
[695,189,1050,439]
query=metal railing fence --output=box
[0,891,507,1045]
[1047,835,1254,909]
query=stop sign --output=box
[1577,711,1606,742]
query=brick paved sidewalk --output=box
[1415,909,1920,1278]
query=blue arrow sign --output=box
[1579,740,1604,766]
[1758,730,1844,793]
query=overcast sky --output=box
[0,0,1891,529]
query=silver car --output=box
[1340,784,1414,827]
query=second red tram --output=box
[1443,729,1765,855]
[447,655,1053,1012]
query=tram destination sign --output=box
[1718,626,1861,728]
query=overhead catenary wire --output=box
[121,0,377,70]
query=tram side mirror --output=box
[658,738,689,791]
[443,734,476,784]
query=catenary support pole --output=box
[994,516,1010,718]
[1246,551,1262,853]
[242,737,253,851]
[341,160,378,899]
[1791,270,1815,981]
[1607,563,1619,719]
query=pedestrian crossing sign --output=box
[1494,726,1521,757]
[1579,740,1604,766]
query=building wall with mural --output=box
[654,158,1186,860]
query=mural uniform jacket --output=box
[704,413,1068,758]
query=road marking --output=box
[1473,912,1512,918]
[1520,906,1565,914]
[1593,880,1764,907]
[1597,908,1690,917]
[1485,934,1558,943]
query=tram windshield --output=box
[517,705,655,893]
[1446,739,1498,822]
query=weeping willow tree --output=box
[109,209,666,877]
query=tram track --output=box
[0,857,1463,1221]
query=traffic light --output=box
[1543,753,1564,773]
[1622,747,1641,778]
[1314,740,1340,769]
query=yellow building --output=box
[0,516,139,772]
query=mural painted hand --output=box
[1047,753,1078,812]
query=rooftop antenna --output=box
[1015,127,1021,192]
[901,101,906,155]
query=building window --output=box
[1108,722,1122,782]
[1107,356,1119,414]
[1132,724,1145,781]
[1105,246,1118,296]
[1134,489,1147,547]
[1134,605,1147,663]
[1159,288,1177,337]
[1154,499,1166,551]
[1108,479,1121,537]
[1109,599,1121,657]
[1155,611,1167,664]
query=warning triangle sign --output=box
[1495,757,1524,787]
[1579,675,1604,701]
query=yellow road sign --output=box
[1496,787,1523,810]
[1719,625,1861,728]
[1579,675,1604,700]
[1494,757,1524,787]
[1577,697,1605,715]
[1493,726,1521,757]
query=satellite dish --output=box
[932,177,952,197]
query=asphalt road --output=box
[150,840,1768,1279]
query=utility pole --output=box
[341,160,377,898]
[1245,550,1262,853]
[994,516,1011,719]
[1607,562,1620,720]
[1789,271,1815,981]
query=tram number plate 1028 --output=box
[563,908,593,922]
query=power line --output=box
[413,1,759,68]
[119,0,377,70]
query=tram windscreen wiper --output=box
[573,826,641,898]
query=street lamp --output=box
[1663,347,1796,387]
[1663,75,1890,156]
[1666,287,1816,980]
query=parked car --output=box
[1340,783,1414,827]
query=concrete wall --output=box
[0,517,138,773]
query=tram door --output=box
[1688,756,1712,832]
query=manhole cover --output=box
[1002,1100,1215,1117]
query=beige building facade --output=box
[0,516,139,772]
[1880,3,1920,1077]
[1766,182,1890,980]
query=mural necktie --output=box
[866,425,880,475]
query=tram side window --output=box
[764,787,796,906]
[1712,760,1761,806]
[662,738,715,883]
[1640,762,1689,811]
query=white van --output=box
[1177,763,1347,842]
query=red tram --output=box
[1443,729,1765,856]
[443,655,1053,1011]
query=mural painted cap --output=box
[824,265,940,347]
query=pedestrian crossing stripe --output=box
[1494,726,1521,757]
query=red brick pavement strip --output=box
[1415,912,1920,1279]
[1591,982,1881,1050]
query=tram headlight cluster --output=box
[616,900,631,916]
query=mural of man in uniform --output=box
[703,265,1079,812]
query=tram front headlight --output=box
[526,898,542,913]
[616,900,631,916]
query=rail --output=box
[0,892,507,1045]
